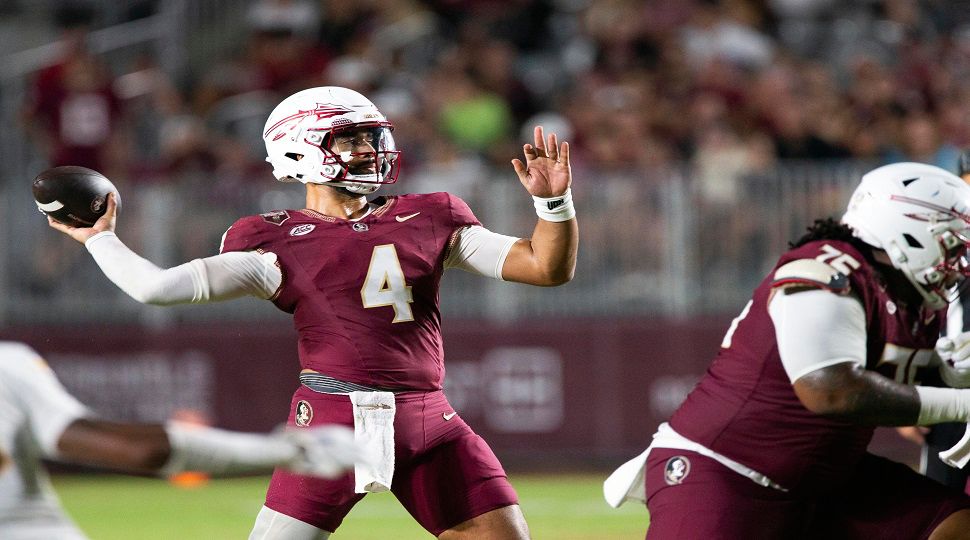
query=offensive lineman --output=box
[0,340,358,540]
[605,162,970,539]
[49,86,578,539]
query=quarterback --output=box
[0,341,358,540]
[51,86,578,539]
[606,162,970,539]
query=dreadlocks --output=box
[791,218,879,265]
[793,218,857,248]
[789,218,927,303]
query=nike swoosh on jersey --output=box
[396,212,421,222]
[443,412,457,421]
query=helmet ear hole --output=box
[903,233,923,249]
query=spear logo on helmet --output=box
[263,103,353,139]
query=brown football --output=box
[32,166,120,227]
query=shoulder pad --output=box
[771,259,850,295]
[259,210,291,226]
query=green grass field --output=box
[54,473,648,539]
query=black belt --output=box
[299,372,401,394]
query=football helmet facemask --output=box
[262,86,400,194]
[842,162,970,310]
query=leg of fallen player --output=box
[437,505,529,540]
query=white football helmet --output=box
[262,86,400,194]
[842,162,970,309]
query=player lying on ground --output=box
[0,341,359,540]
[49,86,578,539]
[606,162,970,539]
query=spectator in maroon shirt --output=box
[22,4,124,174]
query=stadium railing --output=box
[0,4,876,325]
[0,157,873,325]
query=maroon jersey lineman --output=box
[221,191,479,390]
[670,239,943,494]
[646,240,970,540]
[643,238,970,539]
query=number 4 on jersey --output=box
[361,244,414,322]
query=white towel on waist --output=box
[603,422,787,509]
[603,448,650,508]
[349,391,396,493]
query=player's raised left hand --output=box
[512,125,571,198]
[48,192,118,244]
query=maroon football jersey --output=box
[220,192,480,390]
[669,239,944,494]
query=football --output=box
[32,166,121,227]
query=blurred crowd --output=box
[13,0,970,308]
[22,0,970,190]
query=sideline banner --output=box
[1,317,915,465]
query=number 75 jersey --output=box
[220,192,480,391]
[669,238,945,493]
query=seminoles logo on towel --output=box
[664,456,690,485]
[295,400,313,427]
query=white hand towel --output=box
[349,391,396,493]
[603,448,650,508]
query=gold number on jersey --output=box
[815,244,861,275]
[361,244,414,323]
[721,300,753,349]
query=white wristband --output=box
[533,189,575,222]
[915,386,970,425]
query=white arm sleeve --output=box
[159,421,296,476]
[444,225,518,280]
[85,231,281,305]
[0,343,88,458]
[768,289,867,382]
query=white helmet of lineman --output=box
[842,162,970,309]
[262,86,400,194]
